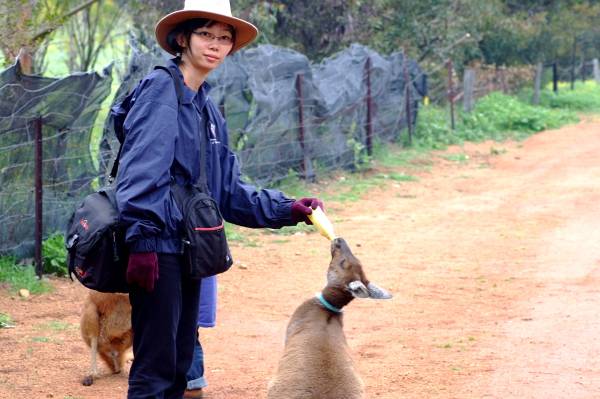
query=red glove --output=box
[291,197,324,224]
[126,252,159,292]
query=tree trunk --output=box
[16,47,33,74]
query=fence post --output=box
[570,37,576,90]
[532,62,543,105]
[552,62,558,93]
[295,73,314,180]
[364,57,373,155]
[447,59,455,130]
[593,59,600,84]
[463,68,476,112]
[402,49,413,144]
[34,117,43,279]
[295,73,307,178]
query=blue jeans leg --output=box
[186,333,207,390]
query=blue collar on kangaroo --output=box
[315,292,343,314]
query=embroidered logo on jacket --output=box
[209,122,220,144]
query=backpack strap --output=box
[154,65,184,106]
[192,102,209,193]
[109,65,184,183]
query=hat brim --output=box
[155,10,258,55]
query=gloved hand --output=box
[291,197,324,224]
[126,252,159,292]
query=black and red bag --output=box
[65,184,129,292]
[171,183,233,279]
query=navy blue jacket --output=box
[115,59,295,254]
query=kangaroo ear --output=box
[367,282,392,300]
[348,281,370,298]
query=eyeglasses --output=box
[192,31,234,46]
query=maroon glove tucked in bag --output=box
[291,197,324,224]
[126,252,159,292]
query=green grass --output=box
[0,313,15,328]
[225,223,261,247]
[266,224,313,236]
[520,80,600,112]
[441,153,470,163]
[0,256,52,295]
[414,91,580,150]
[31,336,51,343]
[36,320,74,332]
[377,172,419,182]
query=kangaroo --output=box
[267,237,392,399]
[80,291,133,386]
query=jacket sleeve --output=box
[217,123,295,228]
[115,79,180,253]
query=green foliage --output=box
[347,138,371,171]
[0,313,15,329]
[414,91,579,151]
[461,92,578,139]
[42,233,68,277]
[0,256,51,295]
[413,107,462,149]
[529,81,600,112]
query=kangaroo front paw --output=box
[82,375,94,386]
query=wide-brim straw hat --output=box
[155,0,258,55]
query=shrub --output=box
[42,233,68,277]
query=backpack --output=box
[65,66,180,292]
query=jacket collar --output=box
[167,58,212,107]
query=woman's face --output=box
[179,22,234,75]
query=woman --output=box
[115,1,324,397]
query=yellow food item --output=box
[307,207,336,241]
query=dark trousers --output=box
[128,253,201,399]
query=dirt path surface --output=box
[2,118,600,399]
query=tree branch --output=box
[32,0,101,42]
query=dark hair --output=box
[167,18,236,54]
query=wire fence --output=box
[1,38,599,263]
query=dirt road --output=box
[1,118,600,398]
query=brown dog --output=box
[80,291,133,386]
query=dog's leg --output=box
[82,337,98,386]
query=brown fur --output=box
[268,238,390,399]
[80,291,132,386]
[267,299,364,399]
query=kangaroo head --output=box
[327,237,392,300]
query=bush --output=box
[413,91,579,150]
[461,92,578,140]
[519,80,600,112]
[42,233,68,277]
